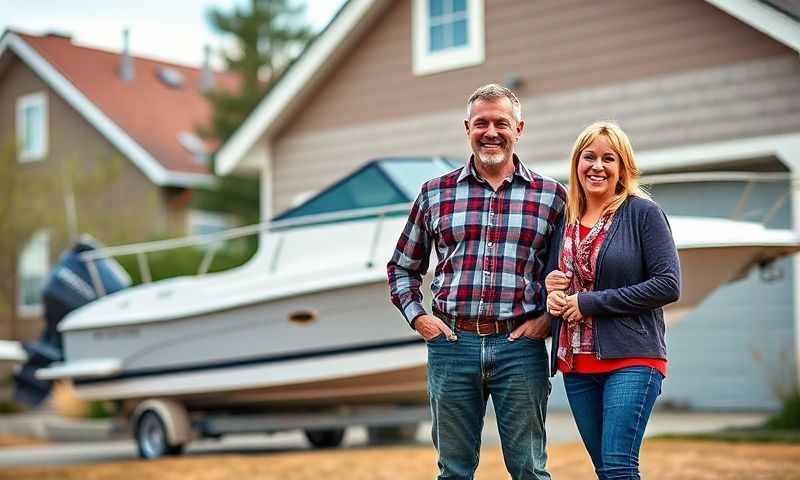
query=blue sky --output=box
[0,0,348,68]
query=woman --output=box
[546,121,680,479]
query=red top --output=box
[558,224,667,377]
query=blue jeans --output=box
[563,367,663,480]
[426,331,551,480]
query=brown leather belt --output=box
[433,309,527,336]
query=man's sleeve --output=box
[542,183,567,297]
[387,190,433,329]
[543,208,565,278]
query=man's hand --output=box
[547,290,566,316]
[414,314,457,342]
[562,294,584,324]
[508,315,550,341]
[545,270,571,292]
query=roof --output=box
[214,0,800,176]
[706,0,800,51]
[0,30,240,187]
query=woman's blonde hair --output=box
[566,121,649,224]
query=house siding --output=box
[0,52,189,346]
[271,0,800,213]
[283,0,791,134]
[273,54,800,212]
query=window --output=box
[16,92,48,162]
[18,231,50,316]
[413,0,484,76]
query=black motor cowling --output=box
[14,236,130,406]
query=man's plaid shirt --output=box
[387,155,567,328]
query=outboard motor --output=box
[14,236,131,406]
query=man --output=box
[387,84,566,480]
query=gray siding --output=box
[656,180,795,410]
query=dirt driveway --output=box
[0,440,798,480]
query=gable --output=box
[0,31,220,188]
[284,0,793,136]
[216,0,800,176]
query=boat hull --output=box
[59,242,796,408]
[66,281,429,409]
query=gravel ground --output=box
[0,440,798,480]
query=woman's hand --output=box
[547,290,566,316]
[562,294,583,324]
[545,270,571,292]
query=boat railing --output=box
[78,170,793,297]
[639,171,793,224]
[78,203,412,296]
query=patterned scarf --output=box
[556,211,614,370]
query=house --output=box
[220,0,800,410]
[0,29,236,347]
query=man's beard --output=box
[477,150,507,166]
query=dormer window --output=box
[16,92,48,162]
[412,0,484,76]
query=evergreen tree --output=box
[194,0,313,226]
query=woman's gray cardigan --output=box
[549,196,681,376]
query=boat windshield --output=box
[379,158,462,199]
[274,157,461,222]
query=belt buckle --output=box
[476,320,495,337]
[475,321,485,336]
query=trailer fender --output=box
[132,399,192,446]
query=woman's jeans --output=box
[563,366,663,480]
[426,331,551,480]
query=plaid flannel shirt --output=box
[387,155,566,328]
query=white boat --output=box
[30,158,800,412]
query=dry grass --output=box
[0,440,798,480]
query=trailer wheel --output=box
[304,428,345,449]
[136,410,184,459]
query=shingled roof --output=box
[0,30,240,187]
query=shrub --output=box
[0,401,20,415]
[766,391,800,430]
[87,400,115,419]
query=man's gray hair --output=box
[466,84,522,122]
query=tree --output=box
[194,0,313,226]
